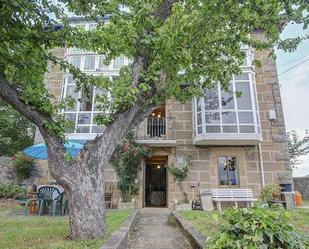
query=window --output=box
[98,55,110,71]
[113,56,124,69]
[70,56,81,68]
[195,71,261,135]
[218,156,238,187]
[84,55,96,70]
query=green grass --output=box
[180,208,309,240]
[0,202,131,249]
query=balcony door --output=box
[145,156,167,207]
[147,106,166,138]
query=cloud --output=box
[279,59,309,176]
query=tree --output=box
[0,0,308,240]
[287,130,309,169]
[0,100,35,156]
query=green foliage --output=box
[287,130,309,169]
[12,152,34,180]
[0,101,35,156]
[208,207,309,249]
[0,183,24,199]
[259,184,282,205]
[168,166,188,182]
[111,133,151,202]
[1,0,308,139]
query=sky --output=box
[275,23,309,177]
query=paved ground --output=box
[128,208,192,249]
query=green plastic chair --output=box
[15,186,38,216]
[37,186,63,218]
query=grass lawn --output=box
[0,201,131,249]
[180,207,309,240]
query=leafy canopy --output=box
[1,0,308,139]
[0,100,35,156]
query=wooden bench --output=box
[211,188,257,210]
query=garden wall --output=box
[0,157,15,183]
[293,177,309,200]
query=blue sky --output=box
[276,23,309,177]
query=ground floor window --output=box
[218,156,238,187]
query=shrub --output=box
[208,207,309,249]
[0,183,24,199]
[259,184,282,205]
[12,152,34,180]
[111,133,151,202]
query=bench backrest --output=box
[212,188,254,199]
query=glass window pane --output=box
[238,112,254,124]
[222,111,236,124]
[205,112,220,124]
[218,157,229,186]
[197,112,202,125]
[64,113,76,124]
[236,82,252,110]
[197,126,202,134]
[206,125,221,133]
[78,113,91,124]
[227,157,238,186]
[196,98,202,112]
[98,56,110,70]
[113,56,124,69]
[222,125,237,133]
[235,73,249,81]
[84,55,95,70]
[76,126,90,133]
[92,126,105,133]
[80,87,94,111]
[239,125,255,133]
[221,84,234,110]
[65,85,78,111]
[204,87,219,110]
[70,56,81,68]
[67,76,75,85]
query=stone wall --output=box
[0,157,16,184]
[293,177,309,200]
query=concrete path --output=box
[128,208,192,249]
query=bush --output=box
[12,152,34,180]
[208,207,309,249]
[0,183,24,199]
[259,184,282,205]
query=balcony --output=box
[134,117,176,147]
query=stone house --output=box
[34,18,292,209]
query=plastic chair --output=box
[16,186,38,216]
[37,186,63,218]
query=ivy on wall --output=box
[111,133,151,202]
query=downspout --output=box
[258,142,265,187]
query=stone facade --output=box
[0,157,16,184]
[33,29,291,210]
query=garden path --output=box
[128,208,192,249]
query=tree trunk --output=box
[66,177,106,239]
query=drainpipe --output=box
[258,142,265,187]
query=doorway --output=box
[145,156,167,207]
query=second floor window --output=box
[195,72,261,135]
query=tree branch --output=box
[0,74,53,129]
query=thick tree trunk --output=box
[66,175,106,239]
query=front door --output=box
[145,157,167,207]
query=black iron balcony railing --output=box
[134,117,176,140]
